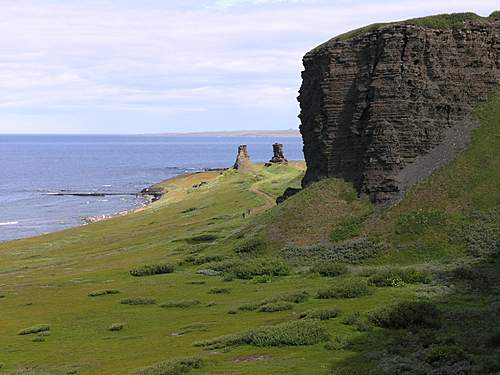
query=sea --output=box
[0,135,304,242]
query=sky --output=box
[0,0,497,134]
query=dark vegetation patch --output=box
[234,237,267,254]
[264,291,310,304]
[181,207,197,214]
[131,357,202,375]
[208,287,230,294]
[129,263,175,277]
[369,301,441,329]
[120,297,156,305]
[185,234,218,244]
[299,308,340,320]
[88,289,120,297]
[282,237,384,265]
[160,300,200,308]
[395,210,448,235]
[316,279,371,299]
[108,323,125,331]
[183,254,227,265]
[258,301,293,312]
[312,262,348,277]
[18,324,50,335]
[330,214,370,242]
[449,207,499,258]
[207,258,289,280]
[368,268,431,287]
[194,319,329,349]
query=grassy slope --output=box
[0,94,498,375]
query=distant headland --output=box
[157,129,300,137]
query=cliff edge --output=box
[299,12,500,204]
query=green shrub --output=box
[160,300,200,308]
[32,336,45,342]
[108,323,125,331]
[194,319,329,349]
[130,263,175,277]
[316,280,371,299]
[341,312,361,326]
[324,336,351,350]
[184,255,227,265]
[282,237,384,264]
[490,10,500,19]
[258,302,293,312]
[131,357,202,375]
[261,291,310,304]
[369,301,441,329]
[330,215,367,242]
[449,208,499,257]
[88,289,120,297]
[234,237,267,254]
[18,324,50,335]
[186,234,218,244]
[209,258,289,279]
[208,288,230,294]
[368,268,431,287]
[395,210,447,235]
[299,308,340,320]
[120,297,156,305]
[238,303,260,311]
[312,262,348,277]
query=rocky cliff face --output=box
[299,15,500,204]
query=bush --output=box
[186,234,218,244]
[258,302,293,312]
[131,357,202,375]
[234,237,267,254]
[194,319,329,349]
[160,300,200,308]
[130,263,175,277]
[316,280,371,299]
[282,237,384,265]
[120,297,156,305]
[208,288,230,294]
[330,215,367,242]
[395,210,448,236]
[299,308,340,320]
[88,289,120,297]
[369,301,441,329]
[185,255,226,265]
[261,291,310,304]
[238,303,260,311]
[368,268,431,287]
[312,262,348,277]
[209,258,289,279]
[449,208,499,257]
[108,323,124,331]
[18,324,50,335]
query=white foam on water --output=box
[0,221,19,226]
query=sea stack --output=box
[266,143,288,166]
[233,145,252,170]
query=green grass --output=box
[0,93,498,374]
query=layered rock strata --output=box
[299,17,500,204]
[266,143,288,166]
[233,145,253,170]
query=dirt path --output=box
[249,184,276,215]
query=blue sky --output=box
[0,0,496,134]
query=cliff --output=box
[299,12,500,204]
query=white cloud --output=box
[0,0,496,132]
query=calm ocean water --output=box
[0,135,304,241]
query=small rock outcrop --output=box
[233,145,253,170]
[266,143,288,166]
[298,14,500,204]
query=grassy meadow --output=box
[0,95,499,374]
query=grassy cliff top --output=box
[330,11,499,42]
